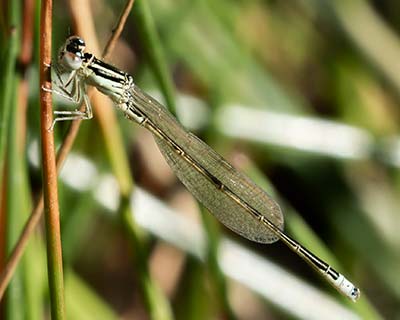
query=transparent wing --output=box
[129,85,284,243]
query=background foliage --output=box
[1,0,400,319]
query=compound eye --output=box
[59,36,86,70]
[66,36,86,54]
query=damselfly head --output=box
[59,36,86,71]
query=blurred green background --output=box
[1,0,400,319]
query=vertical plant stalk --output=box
[0,14,19,287]
[39,0,66,319]
[0,20,19,215]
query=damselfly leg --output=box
[43,63,93,130]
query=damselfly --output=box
[47,36,360,301]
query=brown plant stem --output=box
[40,0,66,319]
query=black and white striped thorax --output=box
[83,54,134,105]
